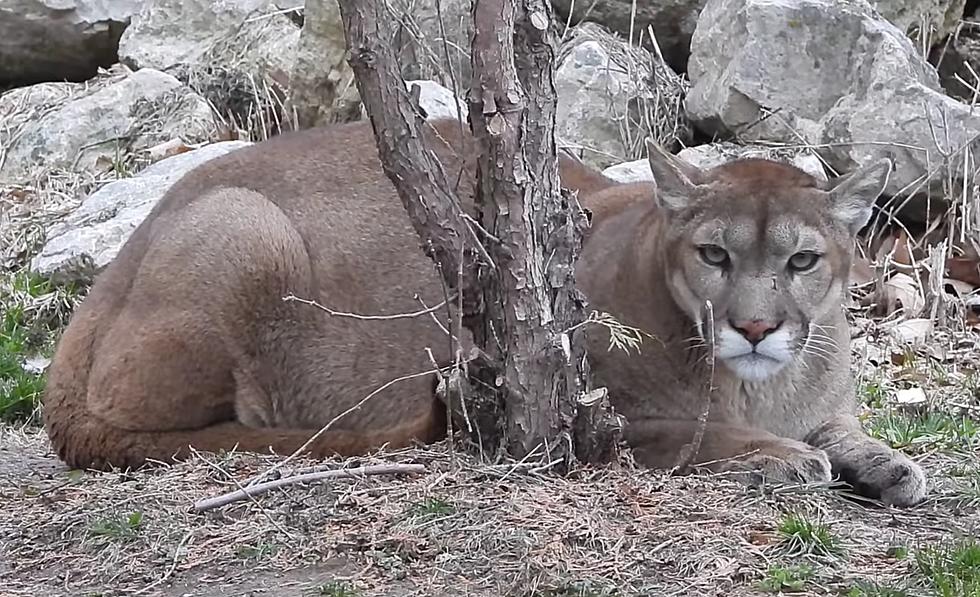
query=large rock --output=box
[0,0,143,86]
[288,0,360,128]
[555,23,690,171]
[603,142,828,183]
[550,0,704,73]
[391,0,473,87]
[407,80,469,121]
[31,141,252,282]
[118,0,299,76]
[877,0,966,42]
[686,0,978,199]
[550,0,966,73]
[930,20,980,101]
[0,68,216,181]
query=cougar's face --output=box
[644,141,891,384]
[663,202,852,383]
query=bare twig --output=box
[283,293,451,321]
[194,463,426,512]
[244,365,458,486]
[673,299,716,474]
[132,531,193,595]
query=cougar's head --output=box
[645,141,891,383]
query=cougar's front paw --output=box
[805,417,928,507]
[843,449,928,507]
[718,439,832,486]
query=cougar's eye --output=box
[698,245,730,267]
[788,251,820,272]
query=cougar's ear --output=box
[645,139,703,212]
[824,157,892,235]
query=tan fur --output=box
[576,144,927,507]
[42,119,610,471]
[43,118,926,506]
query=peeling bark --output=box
[337,0,623,468]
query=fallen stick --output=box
[193,463,426,512]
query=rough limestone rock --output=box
[391,0,473,86]
[0,0,143,86]
[556,23,690,171]
[0,68,216,181]
[686,0,978,198]
[550,0,705,72]
[930,21,980,101]
[408,80,469,121]
[118,0,299,76]
[602,142,828,183]
[874,0,966,41]
[549,0,965,73]
[288,0,359,128]
[31,141,252,282]
[346,80,469,123]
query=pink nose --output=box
[730,319,781,344]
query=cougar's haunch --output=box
[43,118,926,506]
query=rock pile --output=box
[2,0,979,290]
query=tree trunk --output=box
[337,0,623,468]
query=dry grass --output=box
[0,425,974,597]
[4,273,976,595]
[555,21,692,166]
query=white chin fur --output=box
[722,354,789,382]
[713,326,795,382]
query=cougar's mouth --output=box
[721,352,789,382]
[711,322,797,382]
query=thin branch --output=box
[672,299,716,475]
[244,365,458,486]
[194,464,426,512]
[283,293,451,321]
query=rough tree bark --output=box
[337,0,623,467]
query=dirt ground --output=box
[1,407,977,597]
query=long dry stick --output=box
[243,366,451,486]
[283,293,450,321]
[672,299,716,475]
[194,463,426,512]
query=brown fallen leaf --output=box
[147,138,192,162]
[891,229,914,266]
[947,256,980,288]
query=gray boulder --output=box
[31,141,252,282]
[288,0,359,128]
[0,0,143,86]
[549,0,966,73]
[686,0,977,197]
[550,0,706,72]
[407,80,469,121]
[874,0,966,41]
[118,0,299,75]
[556,23,690,171]
[0,68,216,181]
[603,142,828,183]
[391,0,473,87]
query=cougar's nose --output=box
[730,319,782,344]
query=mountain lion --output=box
[42,117,926,507]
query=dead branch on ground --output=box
[194,463,426,512]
